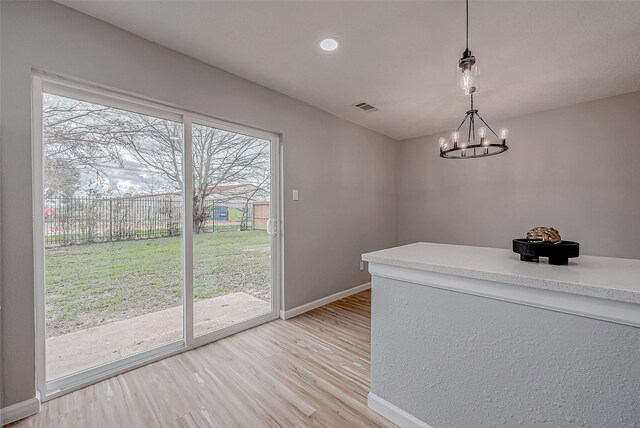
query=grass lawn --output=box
[45,230,270,337]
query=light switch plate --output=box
[292,189,299,201]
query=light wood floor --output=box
[10,290,395,428]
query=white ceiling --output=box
[57,1,640,141]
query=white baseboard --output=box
[1,395,40,426]
[279,282,371,320]
[368,392,433,428]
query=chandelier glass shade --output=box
[441,0,508,159]
[457,50,479,96]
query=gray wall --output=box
[0,1,397,406]
[371,277,640,427]
[397,91,640,259]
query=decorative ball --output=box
[526,227,561,243]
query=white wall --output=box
[0,1,397,407]
[397,91,640,259]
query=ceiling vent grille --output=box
[354,102,380,113]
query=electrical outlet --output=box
[359,261,365,271]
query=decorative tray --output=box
[512,239,579,265]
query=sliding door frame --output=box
[186,115,281,345]
[32,72,282,401]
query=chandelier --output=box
[440,0,509,159]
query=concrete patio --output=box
[46,292,271,380]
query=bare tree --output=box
[190,124,269,232]
[44,95,128,191]
[44,158,80,198]
[43,93,270,233]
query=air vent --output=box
[354,102,380,113]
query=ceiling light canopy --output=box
[320,38,339,51]
[440,0,508,159]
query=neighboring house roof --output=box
[132,183,267,201]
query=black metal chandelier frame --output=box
[440,94,508,159]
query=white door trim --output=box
[31,75,47,401]
[182,116,194,347]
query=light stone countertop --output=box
[362,242,640,305]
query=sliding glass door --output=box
[191,122,273,337]
[42,91,185,381]
[35,76,280,399]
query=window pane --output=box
[191,122,272,337]
[43,93,184,380]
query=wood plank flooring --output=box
[10,290,395,428]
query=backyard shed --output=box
[252,202,270,231]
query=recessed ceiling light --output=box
[320,38,339,51]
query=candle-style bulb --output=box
[478,127,486,139]
[439,137,446,149]
[500,128,508,140]
[452,131,459,143]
